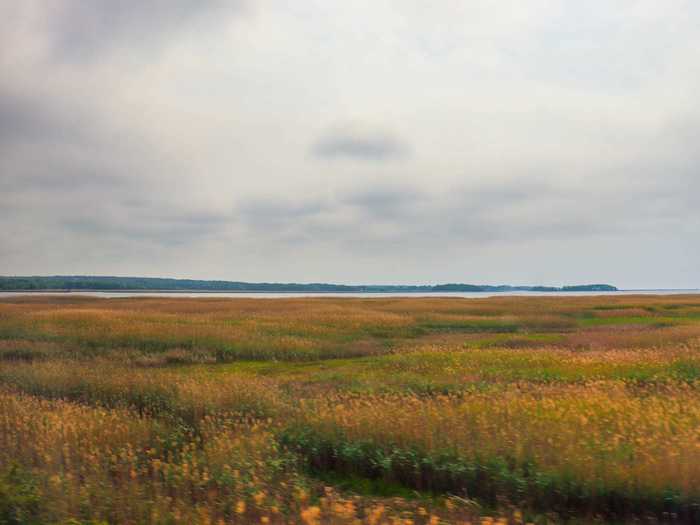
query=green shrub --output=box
[0,464,41,525]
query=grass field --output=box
[1,295,700,524]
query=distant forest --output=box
[0,276,617,293]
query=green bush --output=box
[279,427,700,522]
[0,464,41,525]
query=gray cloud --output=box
[0,89,136,194]
[342,186,423,219]
[240,198,327,222]
[45,0,243,61]
[312,123,409,161]
[232,180,637,250]
[63,208,231,246]
[0,1,699,287]
[0,90,62,143]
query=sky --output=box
[1,1,698,289]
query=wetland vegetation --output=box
[1,294,699,524]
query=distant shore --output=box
[0,275,618,293]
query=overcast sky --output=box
[1,1,698,288]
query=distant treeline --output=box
[0,276,617,293]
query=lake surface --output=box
[1,290,698,299]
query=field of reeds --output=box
[1,294,700,524]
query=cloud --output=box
[312,122,409,161]
[0,88,140,196]
[228,181,599,249]
[0,85,98,150]
[342,186,423,219]
[44,0,243,61]
[62,207,231,246]
[0,1,699,287]
[0,89,61,143]
[228,170,699,262]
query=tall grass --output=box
[0,361,283,426]
[283,384,700,519]
[2,295,699,361]
[2,295,700,523]
[0,389,495,524]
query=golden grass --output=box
[290,383,700,497]
[1,294,700,523]
[0,389,500,524]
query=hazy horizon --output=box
[2,2,698,289]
